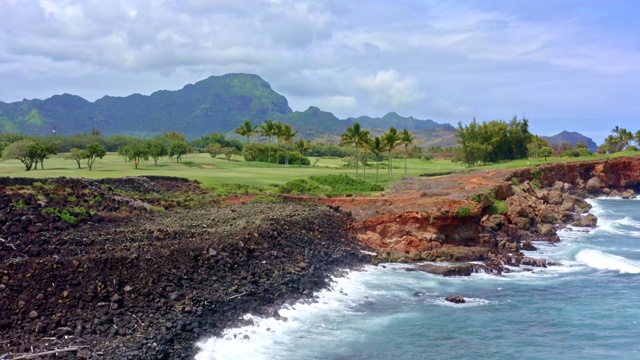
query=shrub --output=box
[278,179,330,196]
[242,143,310,165]
[309,174,383,196]
[456,206,471,217]
[250,195,283,203]
[562,149,580,157]
[488,200,508,214]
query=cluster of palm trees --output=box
[340,122,414,183]
[600,126,640,154]
[235,119,415,181]
[235,119,307,166]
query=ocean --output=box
[195,198,640,360]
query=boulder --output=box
[538,224,556,237]
[416,263,489,277]
[574,213,598,228]
[445,295,465,304]
[621,189,636,199]
[586,177,602,194]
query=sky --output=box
[1,0,639,144]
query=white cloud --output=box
[353,69,423,108]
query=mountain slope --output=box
[0,73,454,141]
[542,131,598,152]
[0,74,292,138]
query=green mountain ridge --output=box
[0,73,597,150]
[0,73,455,142]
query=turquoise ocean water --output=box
[196,198,640,360]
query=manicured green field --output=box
[1,150,637,189]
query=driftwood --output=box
[11,346,87,359]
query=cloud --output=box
[352,69,423,108]
[0,0,639,137]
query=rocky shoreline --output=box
[330,156,640,276]
[2,156,640,359]
[1,178,371,359]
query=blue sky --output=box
[1,0,639,144]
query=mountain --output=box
[0,73,455,141]
[344,112,453,132]
[0,74,292,138]
[542,131,598,152]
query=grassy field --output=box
[1,150,637,189]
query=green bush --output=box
[562,149,580,157]
[278,179,330,196]
[576,148,593,156]
[488,200,508,214]
[242,143,310,165]
[310,174,384,196]
[456,206,471,217]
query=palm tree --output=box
[235,119,257,144]
[382,127,401,180]
[400,129,415,175]
[360,132,371,180]
[280,124,297,165]
[294,139,310,167]
[340,122,370,178]
[259,120,276,167]
[369,136,387,184]
[274,121,285,163]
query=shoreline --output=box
[2,156,640,358]
[0,178,372,359]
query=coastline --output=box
[0,178,372,359]
[2,156,640,358]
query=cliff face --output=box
[512,156,640,191]
[329,156,640,273]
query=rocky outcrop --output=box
[352,156,640,274]
[0,178,371,359]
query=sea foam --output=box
[575,249,640,274]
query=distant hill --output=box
[0,73,455,142]
[542,131,598,152]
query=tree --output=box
[280,124,297,165]
[273,121,285,161]
[368,136,387,184]
[527,135,548,160]
[27,141,57,170]
[400,129,415,175]
[340,122,370,178]
[1,139,36,171]
[169,141,191,162]
[117,145,130,162]
[85,143,106,170]
[235,119,257,144]
[204,143,223,159]
[258,120,277,167]
[124,141,149,169]
[294,139,310,167]
[382,127,401,180]
[223,147,237,160]
[164,131,186,142]
[540,147,553,161]
[66,148,86,169]
[635,130,640,147]
[147,140,168,166]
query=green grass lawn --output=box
[1,151,637,189]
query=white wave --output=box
[620,216,640,228]
[575,249,640,274]
[194,265,431,360]
[430,297,494,307]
